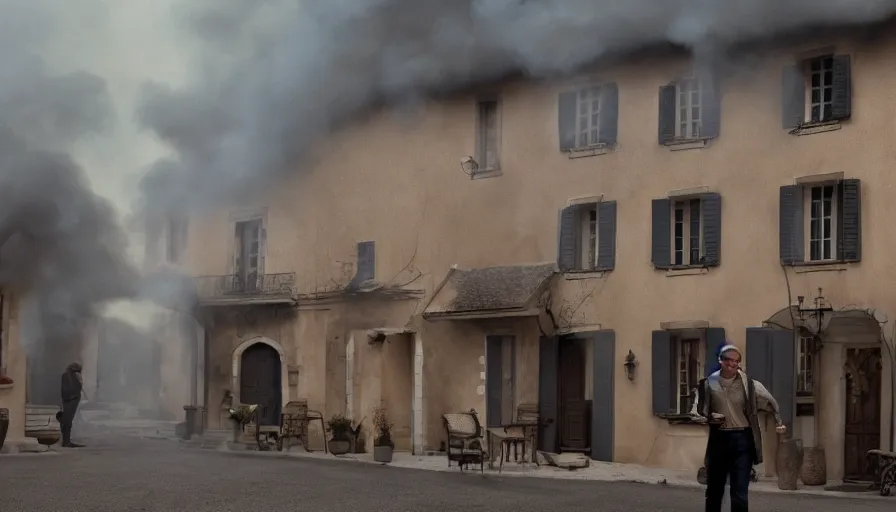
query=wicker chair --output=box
[442,409,486,473]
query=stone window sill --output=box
[471,168,502,180]
[0,383,13,390]
[664,138,712,151]
[563,270,608,280]
[656,413,707,426]
[565,144,612,159]
[789,120,841,136]
[789,260,853,273]
[663,266,709,277]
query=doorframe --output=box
[232,336,289,408]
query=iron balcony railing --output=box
[193,272,297,299]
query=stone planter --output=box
[328,438,351,455]
[373,445,393,463]
[776,438,803,490]
[0,408,9,452]
[800,446,827,486]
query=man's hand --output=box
[775,424,787,435]
[709,413,725,425]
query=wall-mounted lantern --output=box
[623,350,638,381]
[287,365,300,387]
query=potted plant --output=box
[326,414,353,455]
[372,406,394,463]
[228,404,258,443]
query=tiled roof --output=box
[423,262,557,317]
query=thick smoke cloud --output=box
[138,0,896,210]
[0,8,139,400]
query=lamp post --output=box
[796,287,834,335]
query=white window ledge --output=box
[665,138,711,151]
[665,267,708,277]
[792,262,849,274]
[563,270,606,280]
[789,121,841,136]
[565,144,611,159]
[0,383,13,390]
[471,168,503,180]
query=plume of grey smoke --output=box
[0,38,140,400]
[137,0,896,211]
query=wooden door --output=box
[559,340,589,451]
[240,343,282,426]
[843,348,882,481]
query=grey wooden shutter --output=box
[745,327,795,432]
[537,336,559,453]
[779,185,805,264]
[357,241,375,281]
[830,54,852,121]
[701,193,721,266]
[590,330,615,462]
[485,336,504,428]
[704,327,727,378]
[651,330,674,415]
[657,84,676,145]
[557,206,578,271]
[651,198,672,269]
[838,178,861,262]
[598,83,619,145]
[596,201,617,271]
[781,64,805,129]
[700,74,721,139]
[558,91,578,151]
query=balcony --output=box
[193,273,297,307]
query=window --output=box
[676,79,702,139]
[651,194,721,269]
[797,333,816,397]
[807,184,836,261]
[557,201,618,272]
[674,337,702,415]
[779,179,861,264]
[658,75,719,144]
[234,219,263,292]
[673,199,703,266]
[476,99,500,172]
[782,54,851,129]
[557,83,619,151]
[165,214,188,264]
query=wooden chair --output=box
[277,400,327,453]
[442,409,486,473]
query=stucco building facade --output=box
[162,28,896,481]
[0,291,26,449]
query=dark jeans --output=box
[705,428,752,512]
[61,399,80,444]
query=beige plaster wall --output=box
[183,30,896,474]
[0,293,25,443]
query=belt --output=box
[719,427,749,432]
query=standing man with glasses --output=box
[697,344,787,512]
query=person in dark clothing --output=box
[696,344,786,512]
[60,362,85,448]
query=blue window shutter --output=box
[557,206,578,271]
[831,54,852,121]
[485,336,503,428]
[537,336,559,453]
[779,185,804,264]
[651,198,672,269]
[598,83,619,146]
[781,64,805,129]
[558,91,578,151]
[704,328,726,378]
[596,201,617,271]
[657,85,676,145]
[700,74,721,139]
[838,179,861,262]
[745,327,795,433]
[590,330,615,462]
[651,330,674,415]
[701,193,721,267]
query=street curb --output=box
[199,445,892,501]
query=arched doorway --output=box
[240,343,282,426]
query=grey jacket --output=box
[696,369,782,465]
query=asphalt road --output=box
[0,434,892,512]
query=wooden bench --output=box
[25,405,61,445]
[867,449,896,496]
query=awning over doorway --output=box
[422,263,557,321]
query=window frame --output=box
[671,334,704,415]
[568,202,601,271]
[796,332,816,399]
[804,183,838,263]
[674,78,703,139]
[670,199,704,267]
[0,292,5,378]
[574,86,603,149]
[803,55,835,124]
[474,96,502,176]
